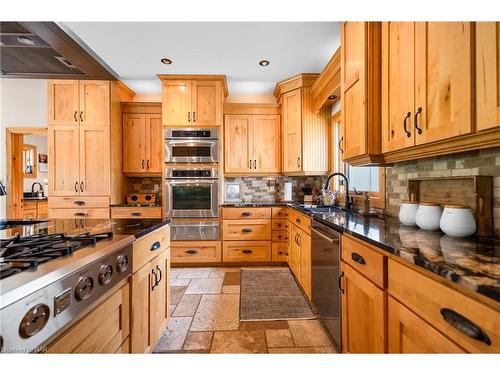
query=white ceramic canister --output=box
[399,202,420,226]
[439,205,476,237]
[415,203,443,231]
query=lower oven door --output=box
[165,140,219,163]
[165,179,219,218]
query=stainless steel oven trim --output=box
[165,166,220,179]
[164,139,219,163]
[165,179,219,218]
[164,127,219,140]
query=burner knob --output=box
[116,255,129,273]
[75,276,94,301]
[99,264,113,285]
[19,304,50,338]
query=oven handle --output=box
[165,140,218,147]
[165,179,219,185]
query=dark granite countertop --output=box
[110,204,162,208]
[222,201,500,303]
[0,218,170,240]
[22,197,48,201]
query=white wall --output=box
[0,78,48,219]
[23,134,48,196]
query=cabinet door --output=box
[252,115,280,173]
[282,89,302,172]
[192,81,222,126]
[414,22,472,145]
[162,80,192,125]
[382,22,416,152]
[131,261,154,353]
[48,80,80,126]
[388,297,465,353]
[150,251,169,346]
[476,22,500,131]
[224,115,252,174]
[341,262,386,353]
[48,126,80,196]
[123,114,147,173]
[79,126,110,196]
[298,229,311,300]
[289,225,301,278]
[146,114,163,173]
[79,80,110,126]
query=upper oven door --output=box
[165,179,219,218]
[165,139,219,163]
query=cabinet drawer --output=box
[111,207,162,219]
[37,201,48,215]
[388,259,500,353]
[132,226,170,273]
[222,207,271,219]
[272,207,290,219]
[223,241,271,262]
[49,196,110,208]
[272,243,289,262]
[272,219,290,231]
[288,209,312,234]
[272,230,290,243]
[48,208,110,219]
[222,219,271,240]
[342,235,386,288]
[171,241,221,263]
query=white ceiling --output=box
[63,22,340,95]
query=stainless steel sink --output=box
[303,206,344,214]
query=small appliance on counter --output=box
[301,186,314,203]
[127,193,156,205]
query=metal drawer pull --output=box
[414,107,423,134]
[185,249,198,255]
[80,181,84,192]
[338,136,344,153]
[242,227,253,233]
[338,271,345,294]
[351,252,366,265]
[131,212,142,217]
[242,249,253,254]
[440,308,491,345]
[241,212,253,216]
[188,111,191,122]
[193,112,196,122]
[74,111,78,122]
[403,111,412,138]
[74,182,78,193]
[150,241,161,252]
[74,200,85,206]
[80,111,83,122]
[296,218,300,224]
[156,265,162,285]
[151,269,158,291]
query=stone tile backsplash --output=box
[385,147,500,237]
[224,176,327,202]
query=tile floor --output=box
[154,266,336,354]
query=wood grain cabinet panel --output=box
[171,241,222,263]
[146,114,163,173]
[298,228,312,300]
[222,219,271,241]
[289,224,301,278]
[282,89,302,173]
[222,241,271,262]
[192,81,222,126]
[272,242,289,262]
[79,126,110,196]
[222,207,271,220]
[48,80,79,126]
[48,126,80,196]
[78,80,110,126]
[341,262,387,353]
[252,115,280,173]
[476,22,500,131]
[224,115,252,174]
[161,80,192,125]
[123,114,147,173]
[388,296,466,353]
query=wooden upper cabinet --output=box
[79,126,110,196]
[298,229,312,300]
[381,22,416,152]
[123,114,147,173]
[282,89,302,173]
[341,262,386,353]
[252,115,280,173]
[224,115,251,174]
[162,80,192,125]
[48,126,80,196]
[48,80,79,126]
[192,81,223,126]
[79,80,110,126]
[341,22,382,165]
[476,22,500,132]
[414,22,473,144]
[146,114,163,173]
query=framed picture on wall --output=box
[224,182,242,202]
[38,153,48,173]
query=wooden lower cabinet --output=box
[47,282,130,353]
[48,208,110,219]
[222,241,271,262]
[272,242,289,262]
[341,261,387,353]
[298,228,311,300]
[222,219,271,241]
[289,225,301,277]
[110,206,162,219]
[388,296,465,353]
[171,241,222,263]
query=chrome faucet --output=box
[323,172,353,211]
[31,182,44,197]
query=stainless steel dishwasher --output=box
[310,219,342,352]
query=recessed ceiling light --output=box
[259,60,270,67]
[328,95,338,100]
[161,58,172,65]
[17,36,36,46]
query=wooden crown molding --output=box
[311,48,341,113]
[223,103,281,115]
[121,101,162,114]
[115,81,136,99]
[157,74,228,97]
[273,73,320,99]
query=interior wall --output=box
[0,78,48,219]
[23,134,48,196]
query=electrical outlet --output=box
[154,184,159,191]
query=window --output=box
[347,165,380,192]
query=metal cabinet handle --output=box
[151,269,158,291]
[403,111,412,138]
[74,181,78,193]
[414,107,423,135]
[188,111,191,122]
[296,218,301,224]
[440,308,491,345]
[297,157,301,168]
[193,112,196,122]
[150,241,161,251]
[80,111,83,122]
[339,137,344,153]
[147,160,150,169]
[131,212,142,217]
[241,212,253,217]
[338,271,345,294]
[73,200,85,206]
[156,265,162,285]
[185,249,198,255]
[80,181,84,193]
[249,159,252,169]
[74,111,78,122]
[142,160,145,169]
[242,227,253,233]
[253,160,256,169]
[241,249,253,254]
[351,252,366,265]
[74,212,87,217]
